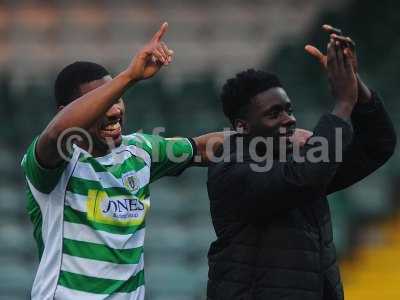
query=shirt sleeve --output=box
[326,91,397,194]
[137,134,195,182]
[21,136,67,194]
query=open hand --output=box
[305,24,373,104]
[327,38,358,111]
[305,24,358,73]
[126,22,174,82]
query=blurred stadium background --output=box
[0,0,399,299]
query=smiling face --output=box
[236,87,296,153]
[78,76,125,155]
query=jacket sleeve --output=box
[228,113,354,221]
[326,91,397,195]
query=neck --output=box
[76,140,112,157]
[91,147,111,157]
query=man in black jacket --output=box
[206,26,396,300]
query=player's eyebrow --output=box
[263,102,291,115]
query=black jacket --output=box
[207,93,396,300]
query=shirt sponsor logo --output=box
[87,190,147,226]
[102,198,144,218]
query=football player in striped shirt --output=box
[21,22,227,300]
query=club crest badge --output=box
[122,174,140,193]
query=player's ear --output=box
[234,119,250,134]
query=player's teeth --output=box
[104,123,120,130]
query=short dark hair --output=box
[54,61,110,107]
[221,69,283,127]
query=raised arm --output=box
[305,25,396,193]
[326,85,396,193]
[37,22,173,168]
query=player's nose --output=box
[282,112,296,127]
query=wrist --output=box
[356,74,372,104]
[120,69,140,86]
[333,101,354,120]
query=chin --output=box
[114,137,122,147]
[94,134,122,151]
[105,136,122,149]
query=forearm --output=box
[289,113,353,188]
[44,71,133,138]
[192,131,235,166]
[351,91,396,158]
[327,92,396,194]
[36,71,134,168]
[331,73,371,123]
[343,75,393,160]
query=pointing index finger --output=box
[152,22,168,42]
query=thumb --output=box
[151,22,168,42]
[305,45,326,67]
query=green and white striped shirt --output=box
[21,133,194,300]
